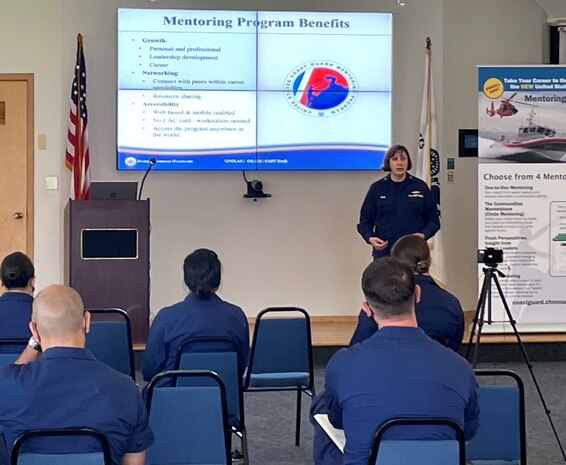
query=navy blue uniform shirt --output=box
[349,275,465,351]
[142,293,249,383]
[317,327,479,465]
[0,292,32,342]
[357,174,440,258]
[0,347,153,465]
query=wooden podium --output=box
[65,200,150,343]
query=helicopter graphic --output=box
[486,93,534,118]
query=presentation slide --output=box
[117,9,392,171]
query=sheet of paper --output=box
[314,413,346,452]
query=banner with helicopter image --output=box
[478,65,566,332]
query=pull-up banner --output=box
[478,66,566,332]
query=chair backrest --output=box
[10,428,112,465]
[145,370,231,465]
[176,337,244,429]
[369,418,465,465]
[467,369,526,465]
[0,340,28,370]
[85,308,135,379]
[244,307,313,388]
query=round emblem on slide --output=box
[124,157,137,167]
[284,61,358,117]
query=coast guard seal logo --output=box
[284,61,358,117]
[124,156,137,167]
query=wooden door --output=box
[0,75,34,261]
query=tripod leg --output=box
[472,280,494,366]
[466,270,490,362]
[472,316,485,367]
[492,274,566,461]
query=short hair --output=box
[391,235,431,274]
[183,249,221,299]
[381,144,412,172]
[0,252,34,289]
[361,257,416,318]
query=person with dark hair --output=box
[142,248,249,384]
[183,249,221,299]
[357,144,440,259]
[0,285,153,465]
[312,257,478,465]
[0,252,35,344]
[350,235,465,351]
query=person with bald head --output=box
[0,285,153,465]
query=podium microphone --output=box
[138,157,157,200]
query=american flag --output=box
[65,33,90,200]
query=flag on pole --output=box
[65,33,91,200]
[417,37,446,283]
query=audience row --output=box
[0,235,474,465]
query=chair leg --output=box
[241,426,249,465]
[295,388,302,446]
[231,427,248,465]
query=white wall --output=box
[0,0,548,319]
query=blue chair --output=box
[467,369,526,465]
[176,337,248,464]
[85,308,135,380]
[369,418,466,465]
[0,340,28,370]
[243,307,315,446]
[145,370,231,465]
[10,428,112,465]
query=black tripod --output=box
[466,264,566,461]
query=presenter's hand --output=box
[413,233,425,239]
[369,237,388,251]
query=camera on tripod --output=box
[477,247,503,266]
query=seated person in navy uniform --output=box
[312,257,479,465]
[0,252,35,348]
[142,248,249,384]
[350,235,465,352]
[0,285,153,465]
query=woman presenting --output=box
[357,144,440,259]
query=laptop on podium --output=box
[90,182,138,200]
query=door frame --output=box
[0,73,34,258]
